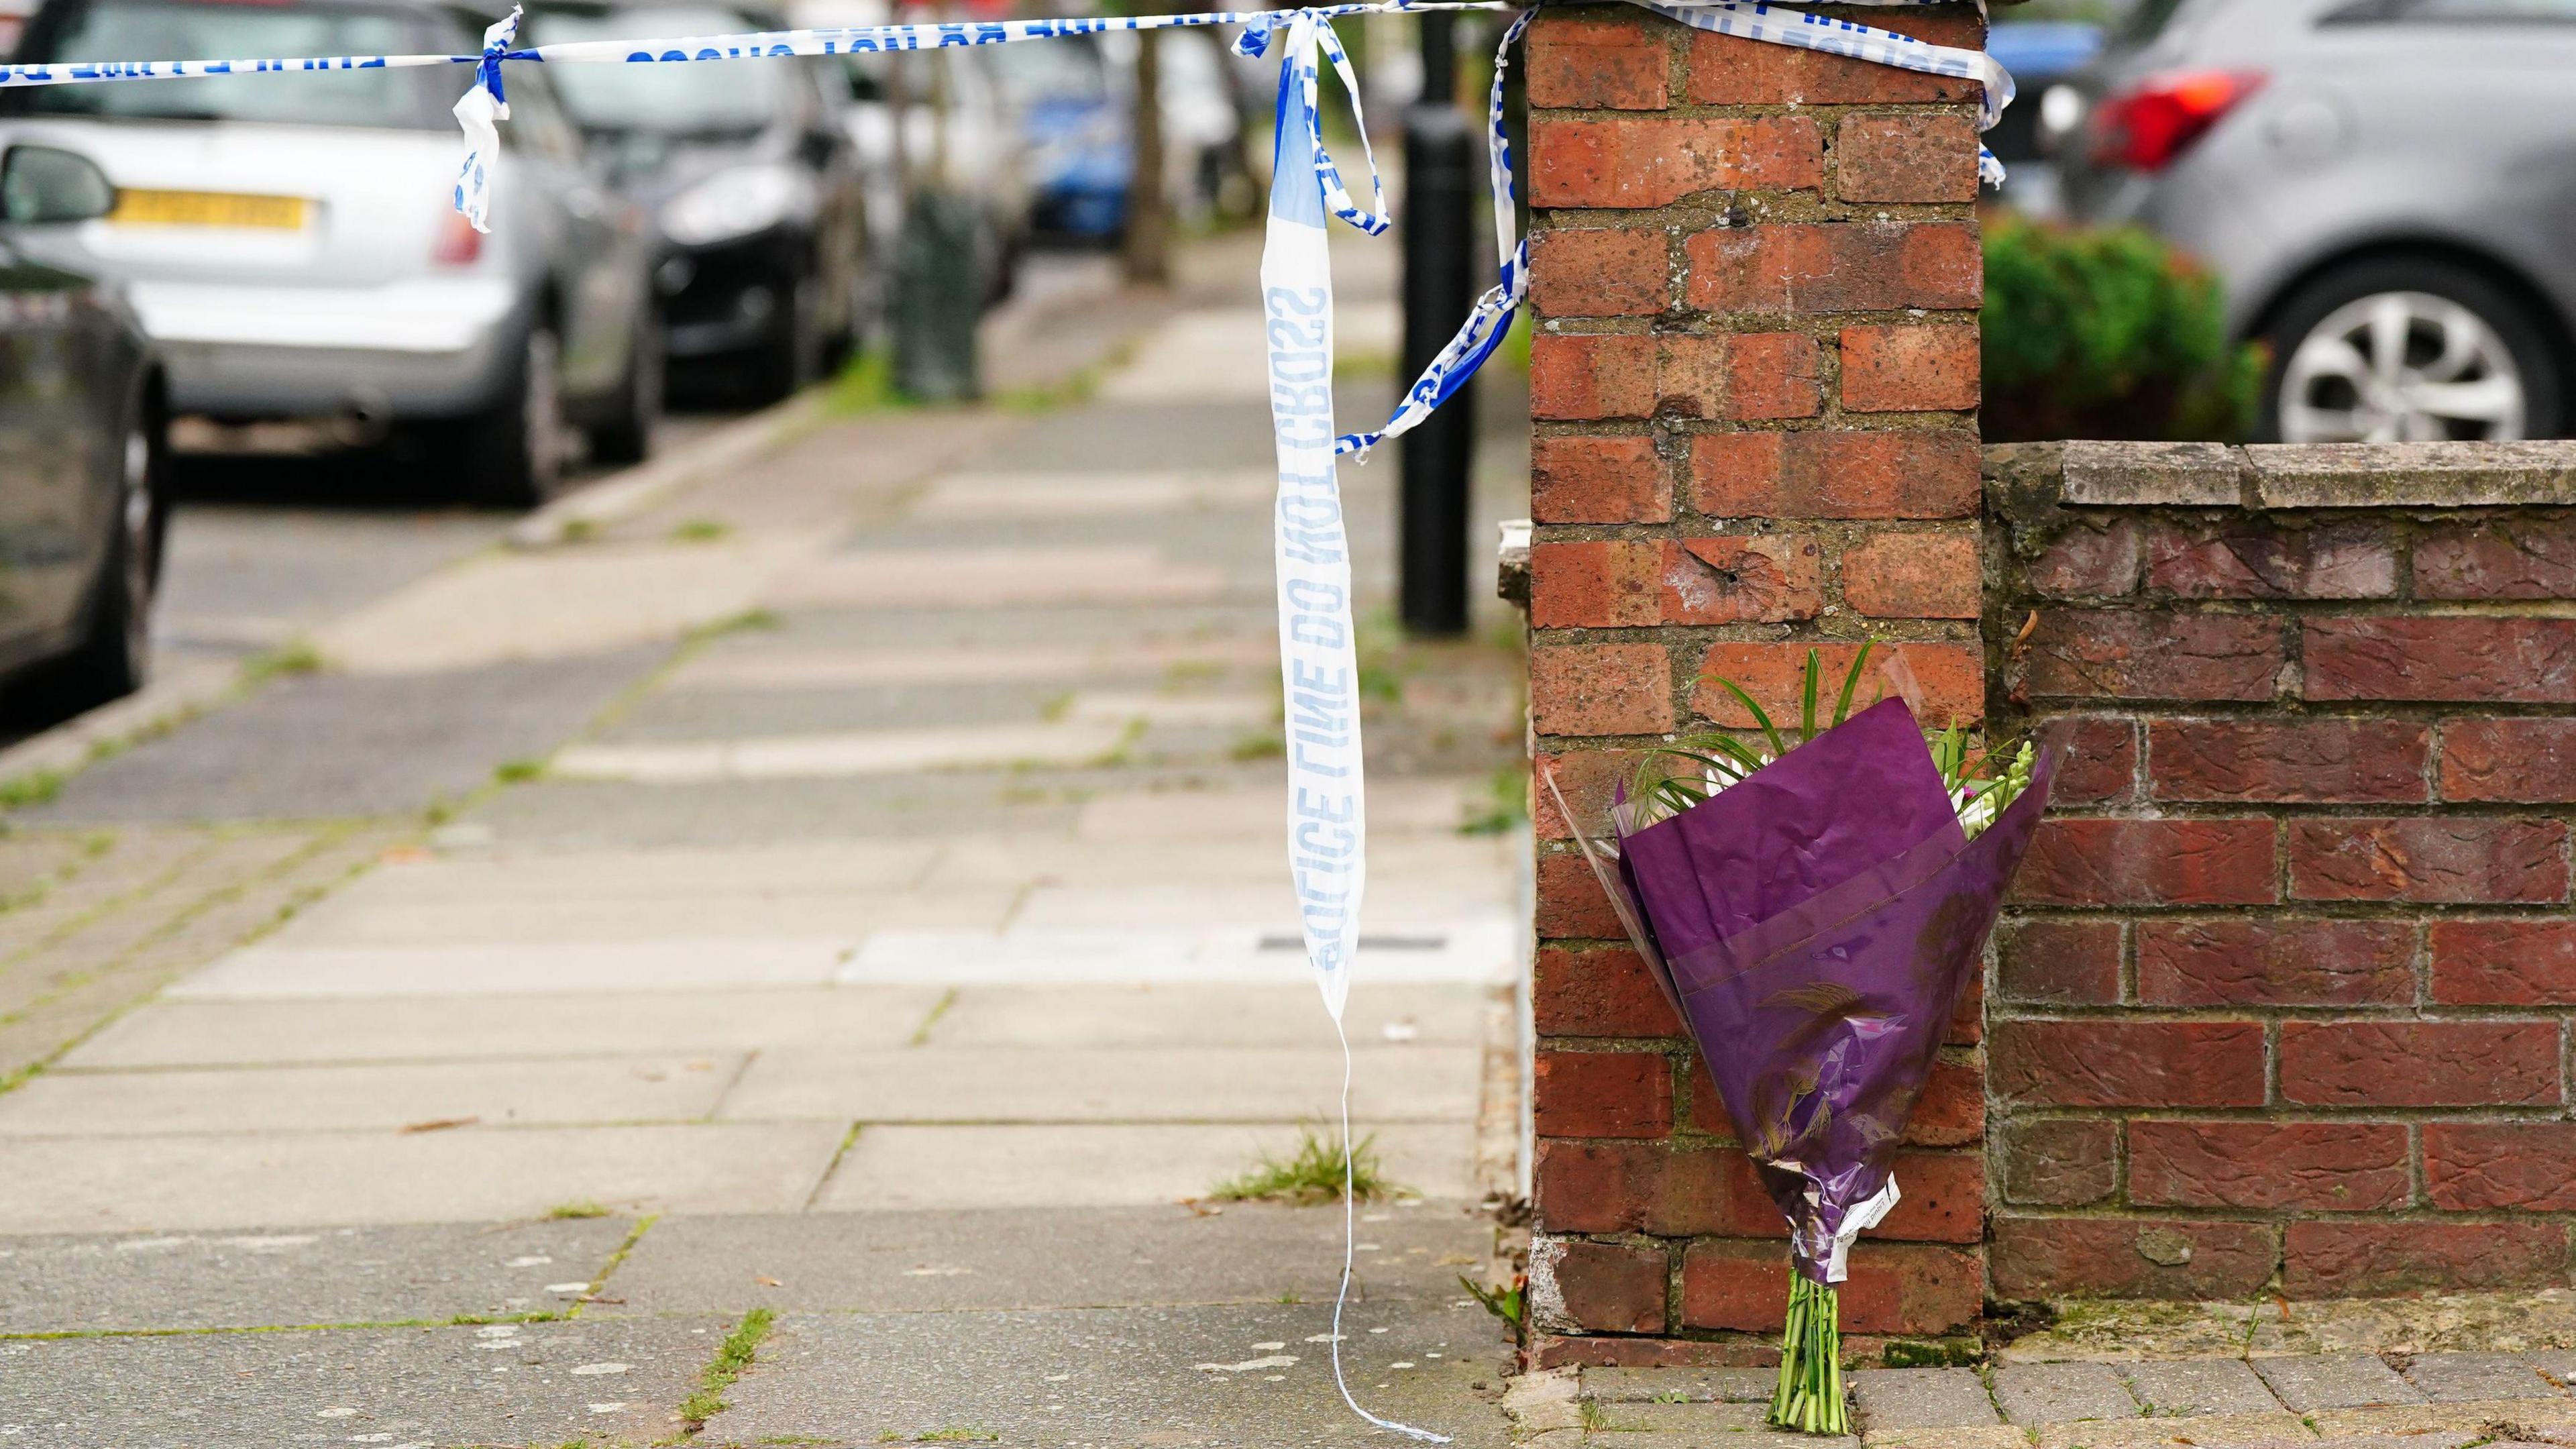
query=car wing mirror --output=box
[0,145,116,225]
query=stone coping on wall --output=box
[2042,438,2576,510]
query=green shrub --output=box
[1982,215,2266,443]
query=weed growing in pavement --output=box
[493,759,545,785]
[238,639,325,685]
[1038,691,1075,723]
[1458,761,1527,837]
[1228,730,1285,761]
[561,517,598,543]
[826,350,907,415]
[879,1431,999,1444]
[546,1200,611,1220]
[691,608,784,641]
[668,518,733,543]
[676,1307,776,1430]
[1210,1124,1397,1205]
[1278,1291,1303,1305]
[1460,1274,1524,1338]
[569,1214,658,1316]
[908,989,958,1046]
[0,769,64,811]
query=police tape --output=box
[0,7,2013,1438]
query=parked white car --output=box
[0,0,661,503]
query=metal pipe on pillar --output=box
[1397,8,1477,637]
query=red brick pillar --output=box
[1522,1,1992,1364]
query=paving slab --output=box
[0,1309,728,1446]
[708,1299,1511,1447]
[0,1122,842,1232]
[252,886,1024,946]
[1585,1366,1778,1403]
[63,987,945,1067]
[552,720,1138,782]
[2405,1352,2566,1401]
[2313,1397,2576,1438]
[0,1218,632,1333]
[2031,1410,2310,1448]
[1590,1398,1858,1447]
[1863,1426,2028,1449]
[839,922,1515,986]
[921,983,1488,1049]
[598,1203,1488,1315]
[2253,1352,2426,1410]
[22,649,663,824]
[164,936,853,999]
[818,1122,1479,1210]
[0,1055,743,1135]
[1853,1367,2002,1429]
[1995,1361,2139,1426]
[2120,1358,2284,1417]
[716,1044,1480,1124]
[320,839,937,904]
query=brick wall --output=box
[1522,0,1993,1365]
[1987,440,2576,1301]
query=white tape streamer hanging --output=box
[0,7,2015,1436]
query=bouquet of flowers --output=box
[1555,645,2059,1434]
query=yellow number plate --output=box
[109,189,308,229]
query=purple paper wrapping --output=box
[1564,700,2061,1283]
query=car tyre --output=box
[38,418,161,714]
[2261,256,2563,443]
[588,314,662,467]
[460,322,570,508]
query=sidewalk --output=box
[0,233,1536,1446]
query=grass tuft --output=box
[546,1199,611,1220]
[879,1430,999,1444]
[668,518,733,543]
[494,759,545,785]
[678,1306,776,1428]
[0,769,65,812]
[239,639,325,686]
[1209,1124,1397,1206]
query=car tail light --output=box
[2090,69,2265,172]
[433,208,483,267]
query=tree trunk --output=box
[1123,28,1169,285]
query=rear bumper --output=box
[132,276,523,420]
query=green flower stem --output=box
[1768,1275,1847,1435]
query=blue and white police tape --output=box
[0,11,2015,1436]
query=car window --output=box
[5,0,458,128]
[2326,0,2576,17]
[986,32,1106,104]
[2118,0,2193,41]
[530,5,783,138]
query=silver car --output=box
[2047,0,2576,442]
[0,0,659,502]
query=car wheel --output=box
[460,323,570,508]
[588,314,662,468]
[2262,258,2561,443]
[40,419,159,712]
[747,272,821,405]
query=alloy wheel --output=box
[2278,290,2526,443]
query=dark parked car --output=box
[2046,0,2576,442]
[0,144,167,714]
[529,0,870,402]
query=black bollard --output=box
[1397,13,1477,638]
[895,187,982,402]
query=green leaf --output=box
[1832,640,1874,727]
[1800,649,1820,745]
[1711,678,1787,759]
